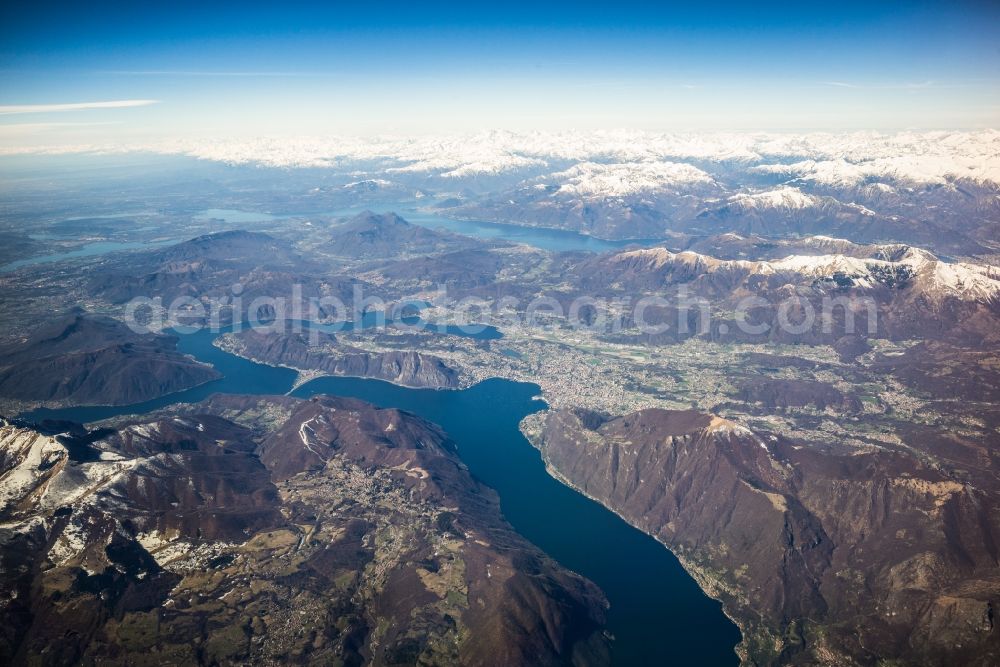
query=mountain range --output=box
[0,395,609,665]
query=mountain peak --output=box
[344,210,411,229]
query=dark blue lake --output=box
[23,327,740,666]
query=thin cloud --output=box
[0,100,159,115]
[0,122,122,134]
[103,70,315,77]
[820,80,967,90]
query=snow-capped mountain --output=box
[0,419,70,514]
[721,187,876,218]
[606,244,1000,302]
[543,161,714,198]
[6,129,997,255]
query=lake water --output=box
[0,239,174,273]
[291,376,741,666]
[23,328,740,666]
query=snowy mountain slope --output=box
[726,186,820,210]
[6,129,997,254]
[542,161,714,198]
[609,244,1000,301]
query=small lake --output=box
[23,327,740,665]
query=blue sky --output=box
[1,1,998,144]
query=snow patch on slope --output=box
[0,420,66,514]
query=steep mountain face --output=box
[0,314,220,408]
[0,396,610,666]
[572,244,1000,345]
[530,408,1000,666]
[218,329,462,388]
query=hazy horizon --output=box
[2,0,999,149]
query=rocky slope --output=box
[0,396,609,665]
[528,408,1000,665]
[570,243,1000,346]
[218,328,462,388]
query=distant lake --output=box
[196,206,660,253]
[0,239,174,273]
[24,326,739,665]
[3,205,658,273]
